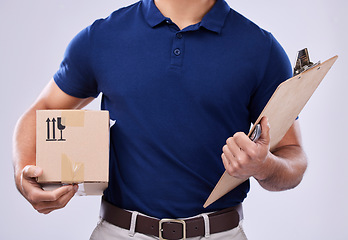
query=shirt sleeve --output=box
[249,33,293,123]
[53,25,100,99]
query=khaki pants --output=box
[90,218,248,240]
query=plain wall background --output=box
[1,0,347,239]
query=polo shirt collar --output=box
[141,0,231,33]
[141,0,167,28]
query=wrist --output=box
[253,151,275,181]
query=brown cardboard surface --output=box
[36,110,109,195]
[204,55,338,208]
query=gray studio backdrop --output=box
[1,0,347,239]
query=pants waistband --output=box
[99,197,243,239]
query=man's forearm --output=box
[255,145,308,191]
[12,80,87,213]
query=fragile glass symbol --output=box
[46,117,66,141]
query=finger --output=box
[234,132,262,162]
[221,153,233,174]
[35,184,77,202]
[222,153,243,178]
[20,166,43,196]
[258,116,270,145]
[33,185,78,213]
[233,132,255,151]
[22,182,75,205]
[39,209,54,215]
[226,135,251,161]
[222,143,235,162]
[225,137,242,155]
[22,165,43,179]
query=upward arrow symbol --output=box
[46,118,51,140]
[52,118,56,140]
[46,118,57,141]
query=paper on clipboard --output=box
[203,55,338,208]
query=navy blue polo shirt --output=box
[54,0,292,219]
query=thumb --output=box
[258,116,270,146]
[22,165,43,179]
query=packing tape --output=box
[76,183,87,196]
[61,110,85,127]
[61,153,84,183]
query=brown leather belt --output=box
[100,197,243,240]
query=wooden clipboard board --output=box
[203,55,338,208]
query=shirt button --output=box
[173,48,181,56]
[176,33,183,39]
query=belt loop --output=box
[201,213,210,238]
[128,211,139,237]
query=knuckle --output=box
[34,206,43,213]
[57,198,67,208]
[233,132,243,138]
[61,201,68,209]
[235,162,242,171]
[222,155,229,167]
[28,193,38,204]
[226,169,233,176]
[225,165,234,176]
[38,209,50,215]
[235,155,244,164]
[22,165,31,175]
[234,158,244,170]
[222,155,230,166]
[22,165,36,178]
[50,192,59,201]
[248,149,258,159]
[32,202,41,211]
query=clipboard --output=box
[203,55,338,208]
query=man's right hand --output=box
[19,165,78,214]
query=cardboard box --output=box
[36,110,109,195]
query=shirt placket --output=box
[166,20,185,68]
[171,31,184,67]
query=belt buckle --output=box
[159,218,186,240]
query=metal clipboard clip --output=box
[293,48,321,76]
[249,48,320,143]
[249,124,261,142]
